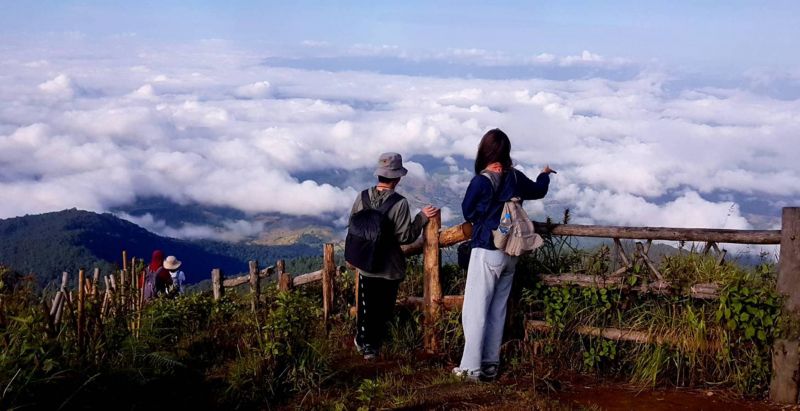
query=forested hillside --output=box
[0,209,322,284]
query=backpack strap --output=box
[480,170,499,193]
[377,192,403,215]
[360,189,372,210]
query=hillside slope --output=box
[0,209,320,284]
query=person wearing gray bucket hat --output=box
[346,152,439,360]
[374,152,409,179]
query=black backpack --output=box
[345,190,403,272]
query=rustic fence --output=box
[211,207,800,404]
[44,252,151,350]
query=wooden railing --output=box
[210,207,800,404]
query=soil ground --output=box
[285,346,797,411]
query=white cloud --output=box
[1,38,798,239]
[118,212,267,242]
[129,84,157,100]
[235,80,272,99]
[38,74,75,99]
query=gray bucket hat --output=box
[374,152,408,179]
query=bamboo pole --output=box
[77,268,86,357]
[101,276,111,320]
[322,244,336,321]
[50,272,69,317]
[54,293,66,325]
[423,214,442,353]
[92,268,100,298]
[249,261,259,313]
[120,269,126,313]
[130,258,137,313]
[770,207,800,404]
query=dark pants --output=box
[356,274,401,349]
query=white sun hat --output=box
[163,255,182,270]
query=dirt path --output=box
[553,376,785,411]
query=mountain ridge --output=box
[0,209,322,285]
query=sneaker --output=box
[480,363,499,381]
[362,345,378,360]
[452,367,479,382]
[353,337,364,355]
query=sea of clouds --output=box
[1,36,798,244]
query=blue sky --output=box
[2,1,799,71]
[0,0,798,240]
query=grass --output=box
[0,223,787,409]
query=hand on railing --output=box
[422,205,440,219]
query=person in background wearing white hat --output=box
[163,255,186,295]
[347,152,439,360]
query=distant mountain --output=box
[0,209,321,285]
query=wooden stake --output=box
[211,269,223,301]
[277,260,290,291]
[423,214,442,353]
[636,241,663,281]
[322,244,336,321]
[770,207,800,404]
[249,261,260,313]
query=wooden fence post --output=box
[277,259,291,291]
[322,243,336,321]
[211,268,223,301]
[249,261,260,313]
[77,268,86,357]
[771,207,800,404]
[423,214,442,353]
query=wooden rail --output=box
[209,207,797,404]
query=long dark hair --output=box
[474,128,512,175]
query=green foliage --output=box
[262,291,321,357]
[519,230,782,396]
[582,338,617,370]
[356,378,386,406]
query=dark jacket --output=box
[462,168,550,250]
[349,187,428,281]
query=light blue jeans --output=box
[458,247,518,376]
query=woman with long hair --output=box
[453,128,555,381]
